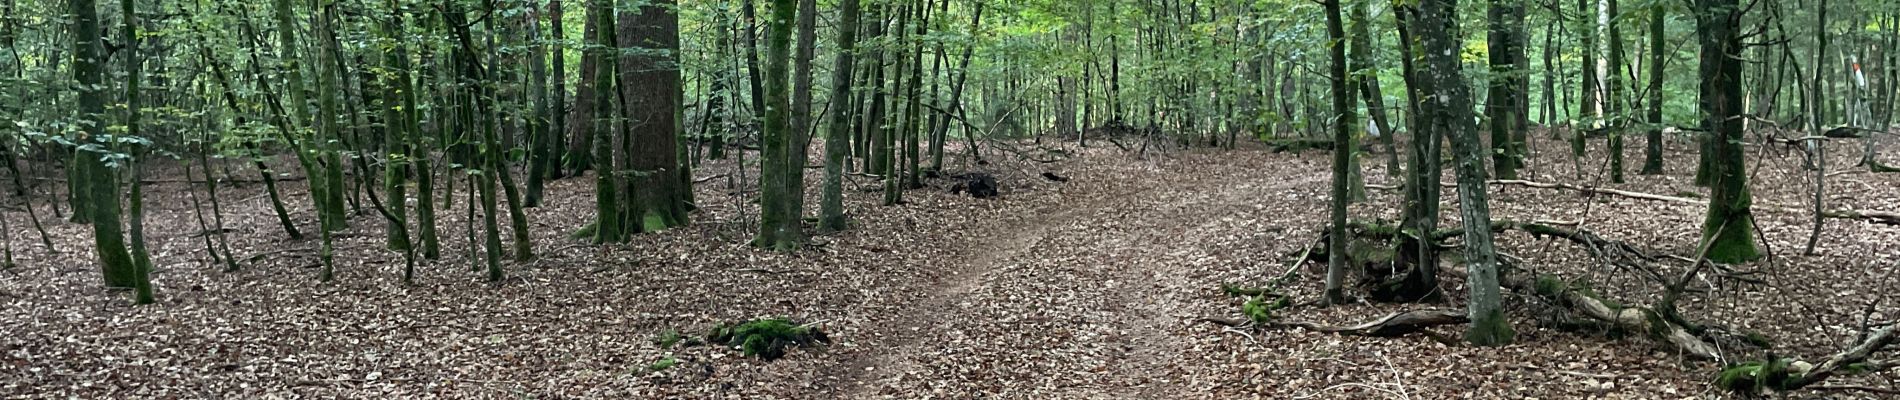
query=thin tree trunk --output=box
[1606,0,1627,183]
[755,0,798,249]
[1487,0,1525,180]
[1640,5,1666,175]
[1350,0,1397,178]
[1322,0,1354,305]
[588,0,623,243]
[1421,0,1512,346]
[819,0,861,233]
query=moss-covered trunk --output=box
[1693,0,1760,263]
[588,0,623,244]
[819,0,861,233]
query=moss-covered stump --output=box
[706,319,830,361]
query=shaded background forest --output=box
[3,0,1900,396]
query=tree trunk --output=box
[119,0,155,303]
[881,4,906,206]
[1322,0,1355,306]
[525,1,553,208]
[1392,3,1441,303]
[1350,0,1398,178]
[588,0,624,243]
[379,0,414,251]
[549,0,569,178]
[820,0,861,233]
[1575,0,1599,157]
[621,0,689,229]
[1640,4,1666,175]
[1606,0,1627,183]
[1421,0,1513,346]
[1486,0,1525,180]
[313,0,345,282]
[1693,0,1760,263]
[755,0,798,250]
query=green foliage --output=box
[1465,307,1516,347]
[1715,358,1801,394]
[706,318,829,361]
[1843,362,1873,374]
[1242,295,1290,323]
[653,329,683,349]
[1532,274,1569,298]
[647,357,680,372]
[569,221,597,240]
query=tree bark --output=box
[820,0,862,233]
[1640,4,1666,175]
[1420,0,1513,346]
[620,0,689,228]
[1693,0,1760,263]
[1321,0,1355,306]
[1487,0,1525,179]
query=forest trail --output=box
[833,157,1328,398]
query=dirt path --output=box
[831,159,1326,399]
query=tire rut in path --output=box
[827,165,1313,398]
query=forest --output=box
[2,0,1899,396]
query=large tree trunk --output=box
[1694,0,1761,263]
[620,0,689,228]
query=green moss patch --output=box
[1242,295,1291,323]
[706,319,830,361]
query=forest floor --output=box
[2,130,1899,399]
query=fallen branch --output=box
[1272,309,1469,338]
[692,174,728,184]
[1779,324,1899,390]
[1487,264,1723,360]
[1371,179,1900,225]
[1808,384,1900,395]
